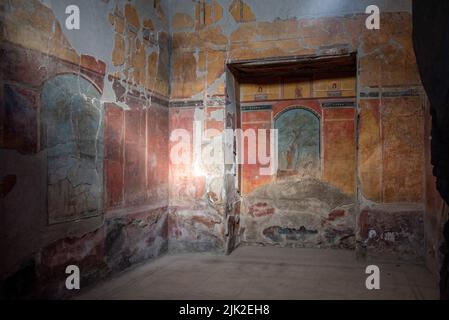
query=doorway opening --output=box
[225,52,358,251]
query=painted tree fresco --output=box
[275,108,320,177]
[41,74,104,224]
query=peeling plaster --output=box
[243,0,411,21]
[0,0,430,298]
[168,0,411,36]
[36,0,170,107]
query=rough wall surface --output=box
[0,0,170,298]
[167,0,426,260]
[243,179,356,248]
[0,0,440,298]
[239,85,357,248]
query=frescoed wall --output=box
[240,76,356,101]
[239,75,357,248]
[239,75,357,195]
[168,0,427,261]
[0,0,170,299]
[275,108,320,176]
[0,0,440,299]
[41,74,104,224]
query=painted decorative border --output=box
[241,105,273,112]
[359,88,422,98]
[321,101,355,108]
[169,100,204,108]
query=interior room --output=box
[1,0,449,300]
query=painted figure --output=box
[275,108,320,177]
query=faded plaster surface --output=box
[242,178,356,249]
[36,0,170,103]
[167,0,426,261]
[0,0,170,298]
[169,0,411,23]
[0,0,435,298]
